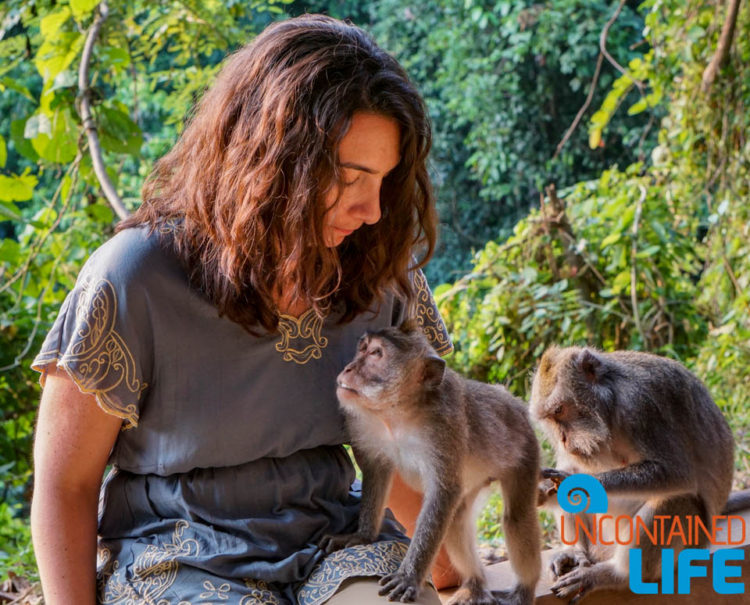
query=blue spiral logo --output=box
[557,474,608,514]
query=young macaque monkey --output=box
[321,322,541,605]
[530,346,735,604]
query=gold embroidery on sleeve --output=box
[32,278,147,428]
[275,308,329,364]
[411,270,453,356]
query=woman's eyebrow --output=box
[340,161,399,175]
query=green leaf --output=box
[98,106,143,155]
[29,108,78,164]
[628,97,649,116]
[0,77,34,101]
[0,135,6,168]
[70,0,100,19]
[600,232,622,248]
[34,32,84,83]
[24,114,53,139]
[49,70,77,93]
[86,203,114,224]
[11,119,39,162]
[0,172,38,202]
[0,201,22,219]
[0,238,21,263]
[98,47,131,70]
[40,7,71,39]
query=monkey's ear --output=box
[423,354,446,388]
[578,349,602,382]
[399,318,420,334]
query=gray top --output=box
[32,224,452,604]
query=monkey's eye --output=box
[368,347,383,359]
[552,404,565,418]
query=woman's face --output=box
[323,112,401,247]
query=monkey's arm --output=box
[379,474,462,600]
[354,448,395,541]
[596,459,694,497]
[319,446,394,554]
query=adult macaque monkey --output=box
[322,322,541,605]
[530,346,736,604]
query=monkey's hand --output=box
[551,561,621,605]
[549,547,591,579]
[540,467,570,486]
[378,569,421,603]
[318,532,373,554]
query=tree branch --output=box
[77,0,130,220]
[702,0,742,93]
[630,185,647,346]
[599,0,645,93]
[554,0,632,159]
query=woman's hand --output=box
[31,367,123,605]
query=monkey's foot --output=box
[549,549,591,579]
[551,562,626,604]
[550,567,593,605]
[378,570,421,602]
[446,577,495,605]
[491,584,534,605]
[318,532,371,554]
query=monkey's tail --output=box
[722,489,750,515]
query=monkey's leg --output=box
[492,470,541,605]
[379,480,461,603]
[550,495,706,604]
[320,454,394,554]
[442,489,494,605]
[621,494,708,585]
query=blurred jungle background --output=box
[0,0,748,598]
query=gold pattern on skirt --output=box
[275,308,329,364]
[98,521,200,604]
[32,277,146,428]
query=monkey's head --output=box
[530,346,613,461]
[336,321,446,415]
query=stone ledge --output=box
[439,507,750,604]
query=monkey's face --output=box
[336,326,444,415]
[530,347,611,461]
[336,333,409,412]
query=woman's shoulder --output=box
[81,224,181,288]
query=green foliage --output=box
[439,0,750,483]
[368,0,657,282]
[438,163,706,393]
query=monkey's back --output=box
[607,350,734,514]
[451,369,539,478]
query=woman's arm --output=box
[31,367,123,605]
[386,473,461,590]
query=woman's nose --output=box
[352,187,382,225]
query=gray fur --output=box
[321,323,541,605]
[530,346,735,603]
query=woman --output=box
[31,14,454,605]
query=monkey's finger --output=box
[541,468,569,484]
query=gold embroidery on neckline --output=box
[275,307,329,364]
[32,277,146,429]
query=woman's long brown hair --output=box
[120,15,437,332]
